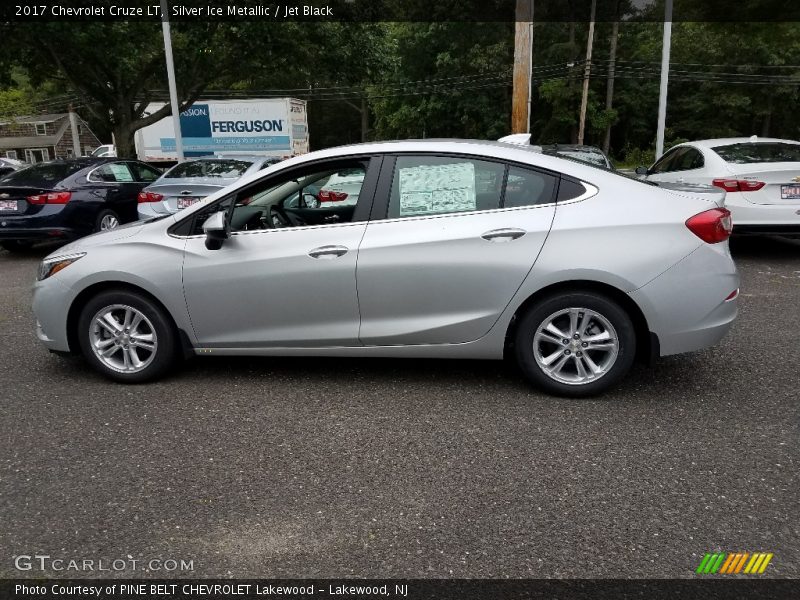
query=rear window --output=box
[545,149,609,169]
[712,142,800,164]
[164,160,251,179]
[0,162,84,186]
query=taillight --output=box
[318,189,348,202]
[137,191,164,203]
[712,178,765,192]
[27,191,72,205]
[685,208,733,244]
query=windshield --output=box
[0,162,84,187]
[712,142,800,164]
[165,159,252,179]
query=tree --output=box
[2,21,271,157]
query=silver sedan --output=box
[32,140,739,397]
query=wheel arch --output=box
[66,281,193,358]
[504,279,657,364]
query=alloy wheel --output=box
[532,307,619,385]
[89,304,158,373]
[100,214,120,230]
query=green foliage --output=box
[2,18,799,160]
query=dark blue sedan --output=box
[0,157,162,252]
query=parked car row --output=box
[499,134,800,234]
[0,154,284,252]
[635,136,800,235]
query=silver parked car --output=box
[32,140,739,396]
[137,155,280,220]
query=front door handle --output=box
[308,245,349,259]
[481,228,526,242]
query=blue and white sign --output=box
[136,98,307,160]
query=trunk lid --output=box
[655,182,727,208]
[726,162,800,205]
[0,186,57,216]
[142,181,230,213]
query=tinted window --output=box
[130,162,161,182]
[165,160,251,179]
[712,142,800,164]
[543,147,609,169]
[89,163,135,183]
[0,162,85,186]
[649,147,683,174]
[557,178,588,201]
[673,148,704,171]
[504,166,558,207]
[387,156,505,219]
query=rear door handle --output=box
[308,245,349,259]
[481,228,526,242]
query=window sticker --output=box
[108,164,134,182]
[398,162,476,216]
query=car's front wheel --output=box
[515,292,636,397]
[78,290,177,382]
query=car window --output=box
[213,161,369,234]
[649,147,683,174]
[89,163,135,183]
[165,159,252,179]
[0,162,84,186]
[387,156,505,219]
[711,142,800,164]
[504,166,558,207]
[130,162,161,182]
[673,148,704,171]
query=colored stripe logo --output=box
[696,552,773,574]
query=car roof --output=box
[541,143,606,153]
[230,138,621,192]
[182,155,265,162]
[686,137,799,149]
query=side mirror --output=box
[635,166,649,176]
[303,193,320,208]
[202,211,230,250]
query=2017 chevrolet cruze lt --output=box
[32,140,739,396]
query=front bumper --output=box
[32,277,74,353]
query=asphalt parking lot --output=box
[0,236,798,579]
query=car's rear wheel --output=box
[515,292,636,397]
[95,209,120,232]
[1,240,34,253]
[78,290,177,383]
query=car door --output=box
[180,156,380,348]
[356,154,558,346]
[87,162,143,223]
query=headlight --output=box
[37,253,85,281]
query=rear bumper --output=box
[0,227,77,241]
[733,224,800,235]
[629,243,739,357]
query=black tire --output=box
[1,240,34,253]
[514,292,636,397]
[78,290,178,383]
[94,209,121,233]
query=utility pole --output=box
[511,0,534,134]
[602,14,619,155]
[160,0,184,162]
[577,0,596,145]
[655,0,673,159]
